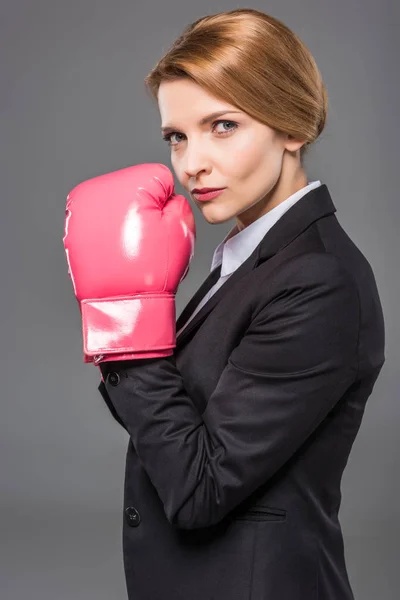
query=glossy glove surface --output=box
[63,163,196,364]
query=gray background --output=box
[1,1,398,598]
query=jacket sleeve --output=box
[98,252,360,529]
[98,379,128,432]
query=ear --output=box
[284,134,307,153]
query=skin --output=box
[158,78,309,232]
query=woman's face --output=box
[158,78,306,230]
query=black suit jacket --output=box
[98,184,385,600]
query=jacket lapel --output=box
[175,184,336,348]
[175,263,222,333]
[175,251,258,348]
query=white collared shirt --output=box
[177,180,322,336]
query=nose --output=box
[183,142,212,180]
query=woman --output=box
[64,8,385,599]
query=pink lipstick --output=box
[192,188,226,201]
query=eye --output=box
[162,119,239,147]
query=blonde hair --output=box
[144,8,328,163]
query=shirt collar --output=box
[210,180,322,276]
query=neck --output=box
[236,155,308,231]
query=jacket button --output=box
[125,506,141,527]
[107,372,120,386]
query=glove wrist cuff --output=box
[81,293,176,360]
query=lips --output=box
[191,187,225,194]
[192,188,226,201]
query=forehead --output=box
[158,79,241,129]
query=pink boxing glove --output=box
[63,163,196,367]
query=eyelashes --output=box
[162,120,239,147]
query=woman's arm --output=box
[99,252,360,529]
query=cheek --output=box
[226,134,275,180]
[170,157,184,186]
[253,144,282,174]
[228,138,283,202]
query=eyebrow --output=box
[161,110,242,133]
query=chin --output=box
[199,206,233,225]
